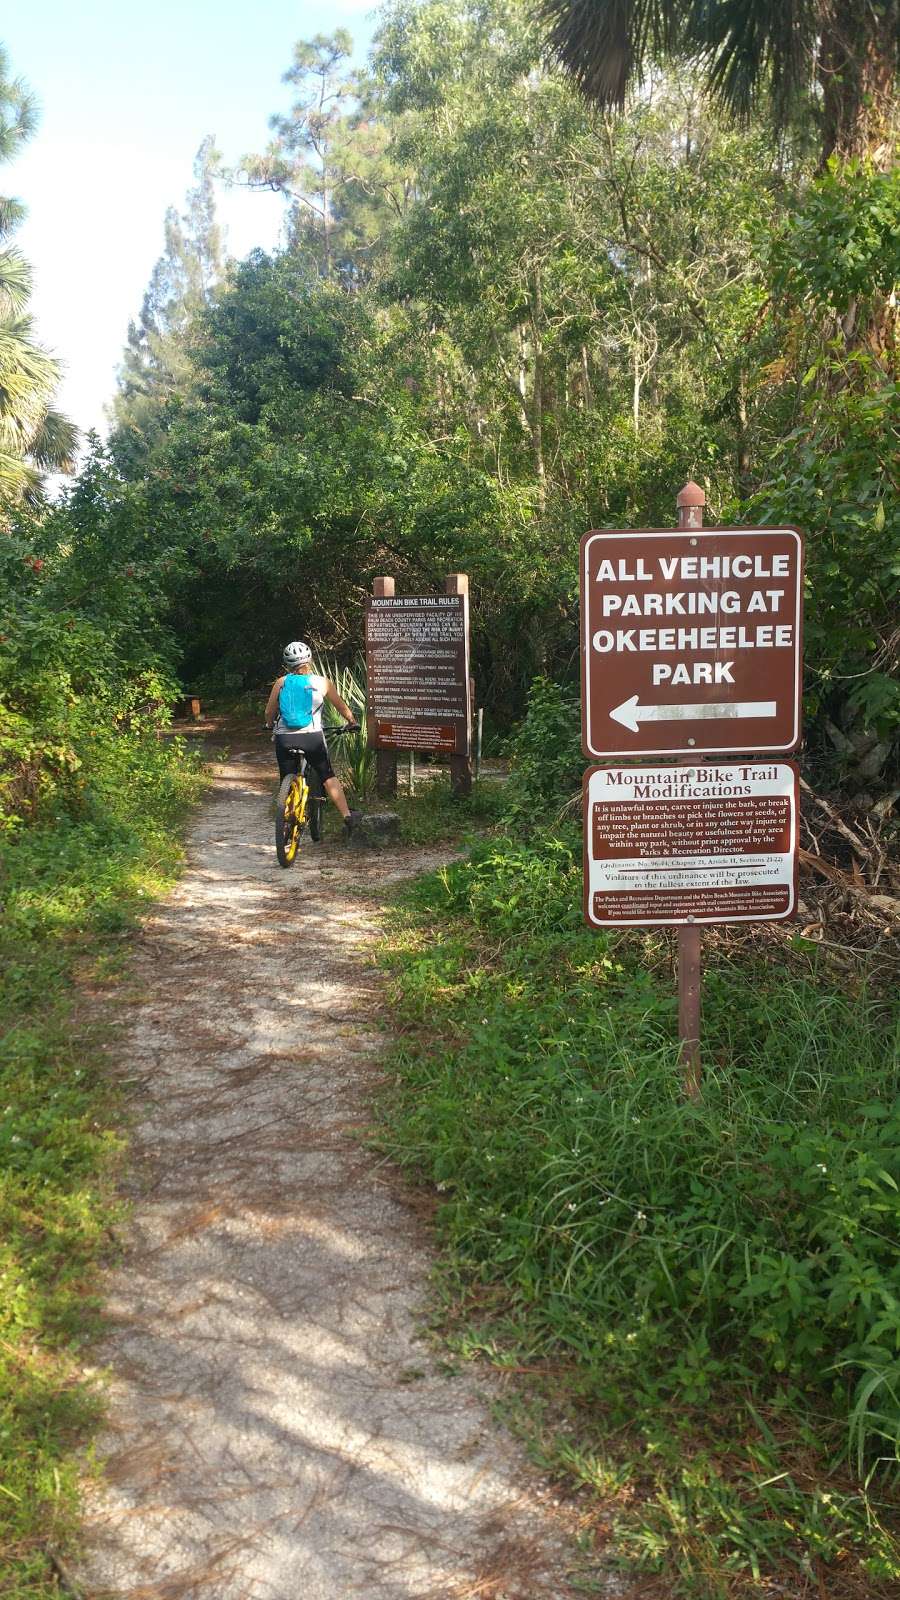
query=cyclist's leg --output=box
[323,775,351,820]
[274,734,297,781]
[303,736,352,820]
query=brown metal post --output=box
[675,482,706,1098]
[372,577,397,799]
[446,574,472,797]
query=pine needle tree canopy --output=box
[539,0,899,164]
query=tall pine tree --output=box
[111,135,223,453]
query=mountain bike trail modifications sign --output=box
[584,761,799,927]
[366,594,471,755]
[581,528,803,757]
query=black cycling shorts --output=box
[275,731,334,785]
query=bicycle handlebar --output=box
[264,722,361,736]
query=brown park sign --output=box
[365,594,471,756]
[581,528,803,758]
[583,761,799,927]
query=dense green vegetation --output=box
[74,0,896,776]
[379,743,900,1594]
[0,4,897,1595]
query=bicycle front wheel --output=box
[275,774,307,868]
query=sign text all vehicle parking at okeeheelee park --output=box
[581,528,803,758]
[583,761,799,927]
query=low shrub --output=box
[501,676,584,828]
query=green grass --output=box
[0,733,206,1595]
[377,828,900,1598]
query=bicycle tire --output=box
[308,773,324,841]
[275,773,305,868]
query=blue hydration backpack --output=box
[279,674,315,729]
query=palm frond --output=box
[539,0,683,107]
[0,447,39,500]
[688,0,819,124]
[27,407,78,471]
[0,248,33,317]
[0,56,38,163]
[0,194,27,239]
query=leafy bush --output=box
[0,517,186,834]
[501,676,584,827]
[749,161,900,779]
[381,833,900,1587]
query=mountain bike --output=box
[272,725,354,869]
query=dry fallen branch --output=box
[799,776,874,859]
[799,848,900,922]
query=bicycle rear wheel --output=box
[275,774,307,868]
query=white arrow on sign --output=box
[610,695,777,733]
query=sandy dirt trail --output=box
[76,745,605,1600]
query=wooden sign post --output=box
[372,576,398,799]
[580,484,804,1098]
[676,485,704,1099]
[446,574,472,797]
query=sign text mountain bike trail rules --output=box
[365,594,471,755]
[581,528,804,758]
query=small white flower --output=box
[11,1136,21,1145]
[567,1202,576,1211]
[817,1163,827,1173]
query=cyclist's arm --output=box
[324,681,358,725]
[264,676,284,727]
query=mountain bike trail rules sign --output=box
[365,594,471,755]
[583,761,799,927]
[581,528,803,757]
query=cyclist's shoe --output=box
[344,809,364,832]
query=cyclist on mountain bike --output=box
[265,641,363,832]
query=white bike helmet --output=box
[282,640,312,668]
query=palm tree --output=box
[539,0,899,167]
[0,44,77,502]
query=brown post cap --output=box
[445,573,469,595]
[676,481,706,508]
[373,576,395,597]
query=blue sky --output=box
[4,0,377,437]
